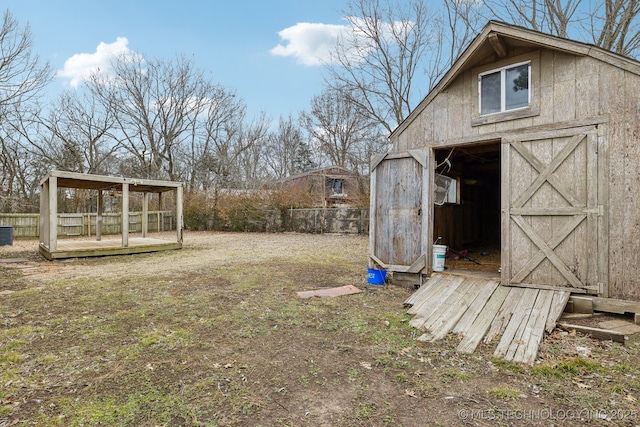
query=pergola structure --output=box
[39,171,183,260]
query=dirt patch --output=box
[1,232,640,426]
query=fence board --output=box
[2,208,368,237]
[0,211,174,238]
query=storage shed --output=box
[39,171,183,259]
[278,166,367,208]
[370,21,640,362]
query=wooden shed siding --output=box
[460,70,473,140]
[432,94,449,143]
[603,68,623,298]
[599,64,624,293]
[449,86,465,139]
[535,50,555,126]
[396,50,604,150]
[604,68,623,297]
[389,39,640,300]
[553,54,577,123]
[606,67,640,300]
[576,57,600,118]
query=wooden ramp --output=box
[404,272,570,365]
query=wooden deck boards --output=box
[418,278,487,342]
[457,285,510,354]
[404,272,572,365]
[39,237,182,259]
[409,275,465,330]
[452,279,500,334]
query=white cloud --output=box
[270,17,409,67]
[56,37,137,87]
[270,22,348,66]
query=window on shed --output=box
[328,179,344,195]
[479,62,530,115]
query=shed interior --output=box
[433,142,501,273]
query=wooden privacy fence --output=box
[186,207,370,234]
[282,208,369,234]
[2,208,369,237]
[0,211,175,238]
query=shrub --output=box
[183,192,217,230]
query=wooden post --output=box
[48,176,58,252]
[501,142,510,286]
[597,126,609,298]
[142,192,149,237]
[176,185,183,243]
[97,190,103,241]
[122,183,129,248]
[87,212,91,237]
[323,171,327,208]
[423,149,433,275]
[368,161,377,269]
[158,192,164,231]
[40,180,49,248]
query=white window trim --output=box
[478,61,531,115]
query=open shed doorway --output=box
[433,142,501,275]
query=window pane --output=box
[505,64,529,110]
[480,71,501,115]
[329,179,343,194]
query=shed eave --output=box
[391,20,640,139]
[40,170,183,193]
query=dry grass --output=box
[1,231,639,426]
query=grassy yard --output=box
[1,232,639,426]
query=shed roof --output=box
[392,21,640,137]
[40,170,182,193]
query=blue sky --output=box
[3,0,352,121]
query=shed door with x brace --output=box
[502,127,605,294]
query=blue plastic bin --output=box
[367,268,387,285]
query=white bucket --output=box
[433,244,447,272]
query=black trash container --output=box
[0,226,13,246]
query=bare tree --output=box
[195,96,262,191]
[0,122,45,212]
[0,11,51,112]
[301,86,384,171]
[484,0,580,37]
[263,114,312,180]
[440,0,486,68]
[324,0,486,133]
[591,0,640,56]
[30,90,121,175]
[180,86,245,192]
[0,10,52,212]
[235,112,271,188]
[88,54,213,181]
[484,0,640,57]
[325,0,434,133]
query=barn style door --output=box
[369,150,431,273]
[502,127,605,294]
